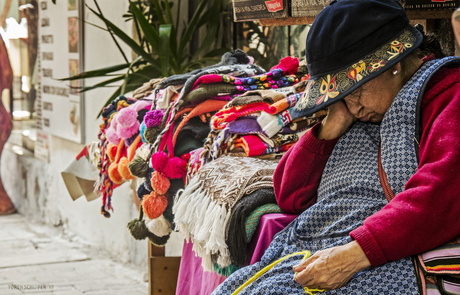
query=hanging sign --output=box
[233,0,290,21]
[405,0,459,11]
[291,0,331,18]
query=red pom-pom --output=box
[164,157,187,179]
[180,153,191,163]
[270,56,299,75]
[118,157,135,181]
[108,163,123,184]
[151,151,169,173]
[150,171,170,195]
[142,192,168,219]
[107,144,117,162]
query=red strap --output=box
[378,145,395,202]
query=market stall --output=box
[60,1,460,294]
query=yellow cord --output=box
[231,251,325,295]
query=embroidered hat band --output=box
[293,0,423,118]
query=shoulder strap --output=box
[378,145,395,202]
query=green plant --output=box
[61,0,231,117]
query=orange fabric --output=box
[174,106,195,121]
[114,139,125,163]
[127,134,142,161]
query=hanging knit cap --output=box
[293,0,423,118]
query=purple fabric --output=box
[175,213,298,295]
[278,126,296,134]
[247,213,298,265]
[227,117,268,137]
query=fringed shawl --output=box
[173,156,277,271]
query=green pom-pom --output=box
[127,218,149,240]
[128,156,149,178]
[144,127,160,144]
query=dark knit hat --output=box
[292,0,423,117]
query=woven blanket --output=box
[173,156,277,271]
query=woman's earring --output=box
[393,70,399,75]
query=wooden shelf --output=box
[258,9,455,27]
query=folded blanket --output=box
[233,134,296,157]
[173,156,277,271]
[225,188,277,267]
[245,203,283,243]
[226,89,289,108]
[192,69,299,92]
[212,93,302,131]
[155,50,263,90]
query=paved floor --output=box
[0,214,148,295]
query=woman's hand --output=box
[293,241,371,290]
[316,101,357,140]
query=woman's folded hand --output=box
[292,241,371,290]
[316,100,357,140]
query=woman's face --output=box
[343,71,401,123]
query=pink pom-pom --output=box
[131,100,151,112]
[164,157,187,179]
[150,171,170,195]
[144,110,165,128]
[110,117,118,129]
[151,151,169,173]
[117,121,140,139]
[106,127,121,145]
[270,56,299,75]
[116,107,138,128]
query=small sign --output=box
[291,0,331,17]
[405,0,459,11]
[35,131,50,162]
[233,0,290,21]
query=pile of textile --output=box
[89,50,324,274]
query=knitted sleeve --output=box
[274,123,339,214]
[351,67,460,267]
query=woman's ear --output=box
[390,62,402,76]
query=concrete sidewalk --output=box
[0,214,148,295]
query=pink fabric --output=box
[175,213,297,295]
[247,213,298,265]
[193,74,223,88]
[176,240,226,295]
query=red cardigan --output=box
[274,64,460,267]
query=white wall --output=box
[2,0,150,275]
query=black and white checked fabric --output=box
[381,56,460,194]
[211,57,460,295]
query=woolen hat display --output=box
[293,0,423,117]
